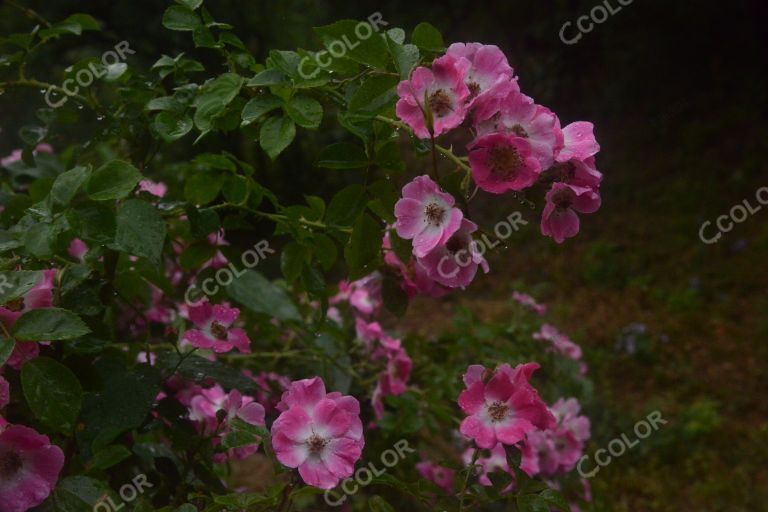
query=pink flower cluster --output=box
[396,42,603,248]
[512,291,547,315]
[392,176,489,291]
[332,278,414,422]
[533,324,587,374]
[416,460,456,494]
[521,398,591,477]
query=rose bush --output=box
[0,3,602,511]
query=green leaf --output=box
[374,140,406,172]
[241,95,282,126]
[38,14,100,39]
[326,184,367,226]
[51,166,90,205]
[227,270,301,321]
[69,203,115,244]
[202,72,244,105]
[48,476,114,511]
[154,111,193,142]
[349,75,399,116]
[221,174,249,204]
[146,96,183,112]
[0,270,44,303]
[285,95,323,129]
[114,200,167,264]
[369,496,396,512]
[0,338,15,366]
[19,125,47,145]
[345,213,382,279]
[78,360,161,452]
[313,20,389,69]
[280,242,304,283]
[194,153,237,171]
[23,223,58,258]
[246,69,288,87]
[61,13,100,31]
[411,22,444,53]
[386,35,420,79]
[389,231,412,264]
[312,233,337,270]
[259,116,296,160]
[194,73,244,131]
[221,429,260,450]
[517,494,550,512]
[157,353,256,392]
[87,445,132,470]
[317,142,369,169]
[21,357,83,433]
[184,172,223,205]
[162,5,200,31]
[86,160,143,200]
[179,243,216,271]
[186,206,220,238]
[13,308,90,341]
[540,488,570,511]
[193,24,218,48]
[176,0,203,9]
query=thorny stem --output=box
[430,133,440,181]
[0,78,97,110]
[210,203,352,233]
[5,0,51,28]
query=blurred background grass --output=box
[2,1,767,509]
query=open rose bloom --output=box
[271,377,364,489]
[396,54,469,138]
[395,175,464,258]
[458,362,555,449]
[541,183,601,244]
[183,301,251,353]
[0,422,65,512]
[468,132,541,194]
